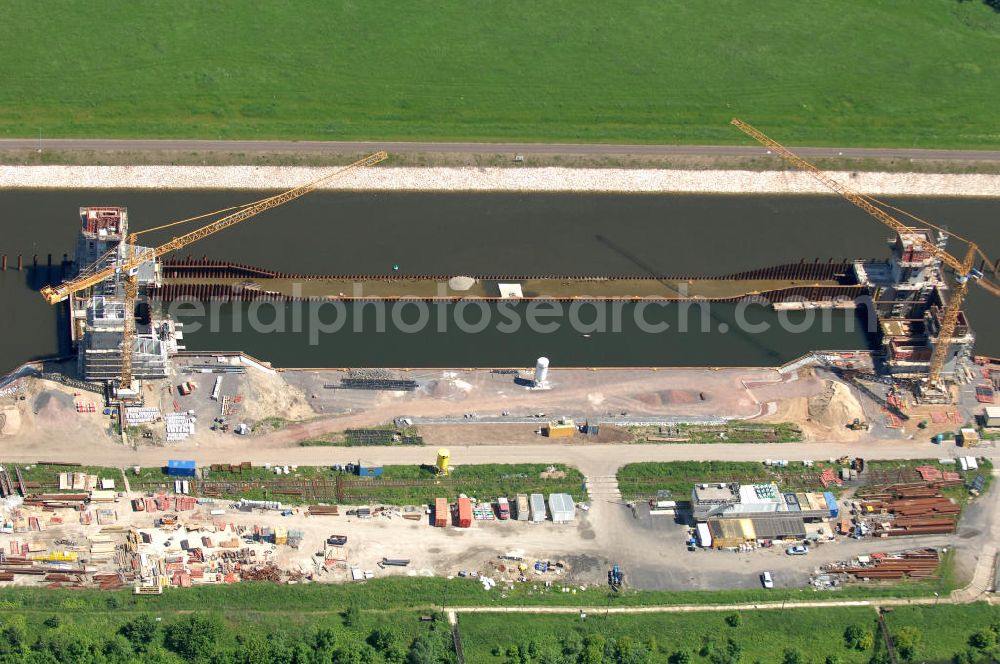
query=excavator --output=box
[39,152,387,395]
[731,119,1000,402]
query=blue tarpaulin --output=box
[166,460,197,477]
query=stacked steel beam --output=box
[831,549,940,580]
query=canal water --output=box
[0,191,995,371]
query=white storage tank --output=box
[534,357,550,385]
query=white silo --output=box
[534,357,550,386]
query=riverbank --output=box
[3,165,1000,196]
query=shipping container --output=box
[357,465,383,477]
[548,493,575,523]
[434,498,449,527]
[166,460,197,477]
[529,493,547,522]
[515,494,529,521]
[457,497,472,528]
[823,491,839,519]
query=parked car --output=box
[761,571,774,588]
[786,545,808,556]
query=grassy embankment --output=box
[2,2,999,147]
[10,462,584,505]
[0,574,956,615]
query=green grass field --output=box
[461,604,1000,663]
[460,608,881,663]
[3,1,1000,146]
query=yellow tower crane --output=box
[730,118,999,395]
[40,151,388,389]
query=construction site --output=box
[0,120,998,601]
[0,447,993,595]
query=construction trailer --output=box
[456,497,472,528]
[985,406,1000,428]
[529,493,547,522]
[433,498,448,528]
[355,464,383,477]
[548,493,576,523]
[515,494,530,521]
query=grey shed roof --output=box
[749,516,806,540]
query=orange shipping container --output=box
[434,498,449,528]
[457,497,472,528]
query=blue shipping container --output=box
[823,491,839,519]
[166,460,197,477]
[357,466,383,477]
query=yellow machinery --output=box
[39,152,388,389]
[436,448,451,476]
[31,551,78,562]
[731,119,1000,395]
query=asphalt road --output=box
[3,138,1000,161]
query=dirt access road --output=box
[3,138,1000,162]
[0,439,985,475]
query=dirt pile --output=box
[807,381,865,430]
[240,371,312,422]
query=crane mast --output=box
[44,151,387,391]
[730,118,998,393]
[40,151,387,306]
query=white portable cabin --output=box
[548,493,576,523]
